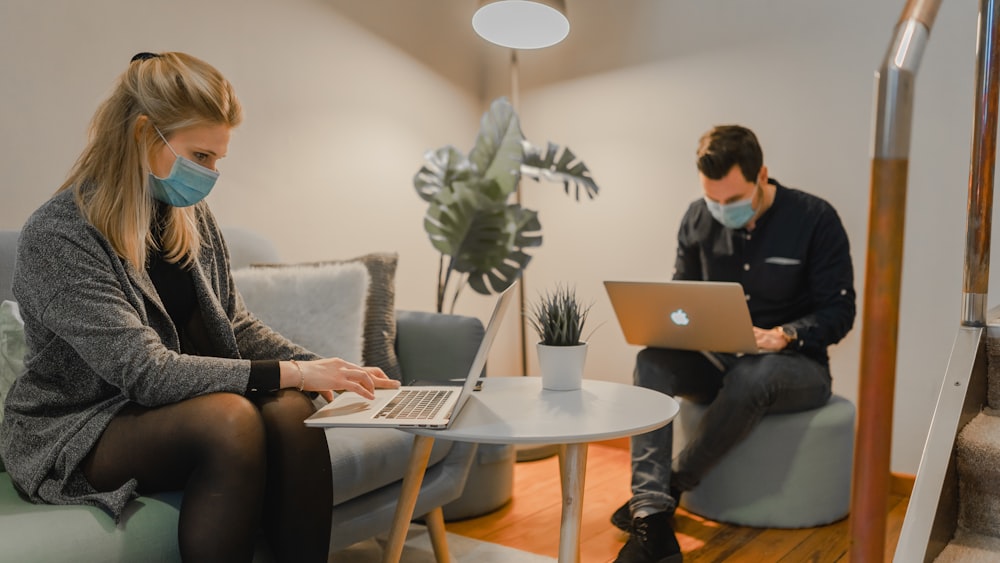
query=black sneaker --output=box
[611,501,632,532]
[613,511,683,563]
[669,484,683,511]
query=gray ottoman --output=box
[442,444,515,520]
[676,394,855,528]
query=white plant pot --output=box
[537,342,587,391]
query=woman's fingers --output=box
[306,358,401,396]
[344,380,376,400]
[366,367,400,388]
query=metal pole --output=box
[962,0,1000,327]
[852,1,940,561]
[511,48,529,378]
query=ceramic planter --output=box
[537,342,587,391]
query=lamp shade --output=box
[472,0,569,50]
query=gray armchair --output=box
[0,227,486,561]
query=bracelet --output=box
[290,359,304,392]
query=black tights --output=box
[81,391,333,563]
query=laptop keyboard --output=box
[375,389,450,420]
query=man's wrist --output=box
[780,324,798,344]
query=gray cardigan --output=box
[0,190,316,518]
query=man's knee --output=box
[634,348,662,387]
[634,347,688,390]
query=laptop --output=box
[305,281,516,429]
[603,280,759,355]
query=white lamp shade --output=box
[472,0,570,50]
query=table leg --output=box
[557,442,589,563]
[424,506,450,563]
[382,434,435,563]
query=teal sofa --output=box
[0,228,513,561]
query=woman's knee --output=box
[185,393,267,462]
[256,390,318,432]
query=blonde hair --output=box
[60,52,243,269]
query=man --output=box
[613,125,856,563]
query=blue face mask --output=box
[704,187,757,229]
[148,127,219,207]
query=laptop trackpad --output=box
[318,397,372,417]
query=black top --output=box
[673,179,856,366]
[147,209,280,393]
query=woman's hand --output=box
[283,358,400,402]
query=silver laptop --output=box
[603,280,759,355]
[305,282,516,429]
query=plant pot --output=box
[537,342,587,391]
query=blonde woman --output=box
[0,52,398,563]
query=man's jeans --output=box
[629,347,832,516]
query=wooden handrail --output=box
[851,1,942,560]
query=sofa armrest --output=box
[394,310,485,385]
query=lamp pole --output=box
[510,48,530,379]
[473,0,570,462]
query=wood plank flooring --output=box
[445,443,909,562]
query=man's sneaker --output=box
[613,511,683,563]
[611,501,632,532]
[612,486,683,532]
[669,484,683,511]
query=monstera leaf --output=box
[413,146,476,202]
[522,142,600,201]
[469,98,525,199]
[414,96,600,313]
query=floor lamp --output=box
[473,0,570,461]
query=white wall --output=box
[0,0,992,475]
[0,0,526,362]
[514,0,985,476]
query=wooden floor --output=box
[445,443,909,562]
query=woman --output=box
[0,52,399,562]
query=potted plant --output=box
[413,97,600,313]
[528,284,592,390]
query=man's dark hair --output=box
[696,125,763,182]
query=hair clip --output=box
[130,52,161,63]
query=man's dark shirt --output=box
[673,179,856,366]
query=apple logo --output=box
[670,308,690,326]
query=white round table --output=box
[383,377,678,563]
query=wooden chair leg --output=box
[425,506,451,563]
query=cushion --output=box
[252,253,401,379]
[232,263,369,364]
[1,300,26,471]
[0,473,184,561]
[0,301,25,424]
[325,426,453,506]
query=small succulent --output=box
[528,284,592,346]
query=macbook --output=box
[305,281,516,429]
[603,280,759,355]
